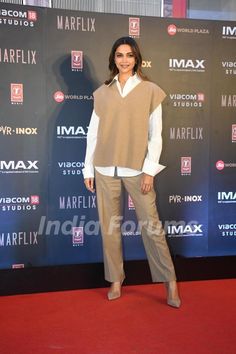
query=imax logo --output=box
[0,160,38,172]
[57,126,88,139]
[169,59,205,70]
[167,223,203,237]
[218,192,236,203]
[222,26,236,37]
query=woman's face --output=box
[114,44,136,76]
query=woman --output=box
[83,37,181,308]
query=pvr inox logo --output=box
[169,59,205,71]
[142,60,151,68]
[0,126,37,135]
[169,195,202,203]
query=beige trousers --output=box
[95,170,176,283]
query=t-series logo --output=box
[222,26,236,39]
[217,192,236,203]
[167,222,203,237]
[129,17,140,37]
[72,227,84,247]
[181,157,191,175]
[57,126,88,139]
[169,59,205,72]
[71,50,83,71]
[11,83,23,104]
[0,160,39,174]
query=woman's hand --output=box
[84,178,95,193]
[141,173,154,194]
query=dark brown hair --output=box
[105,36,149,85]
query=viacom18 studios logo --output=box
[222,26,236,39]
[57,126,88,139]
[221,94,236,107]
[0,8,37,27]
[222,61,236,75]
[11,83,23,104]
[167,221,203,237]
[169,92,204,108]
[181,157,191,175]
[0,126,37,136]
[129,17,140,37]
[0,160,39,174]
[232,124,236,143]
[0,195,39,212]
[57,161,85,176]
[218,224,236,237]
[169,58,205,72]
[72,227,84,246]
[167,24,209,36]
[71,50,83,71]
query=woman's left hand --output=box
[141,173,154,194]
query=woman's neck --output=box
[118,73,133,85]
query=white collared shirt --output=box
[82,74,166,178]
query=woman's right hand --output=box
[84,178,95,193]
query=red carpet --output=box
[0,279,235,354]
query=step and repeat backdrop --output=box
[0,3,235,269]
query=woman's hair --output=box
[105,36,149,85]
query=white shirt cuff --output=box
[82,165,94,179]
[142,158,166,176]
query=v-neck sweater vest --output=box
[93,80,166,171]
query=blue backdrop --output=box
[0,3,235,269]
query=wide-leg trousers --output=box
[95,170,176,283]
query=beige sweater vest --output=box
[93,80,166,171]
